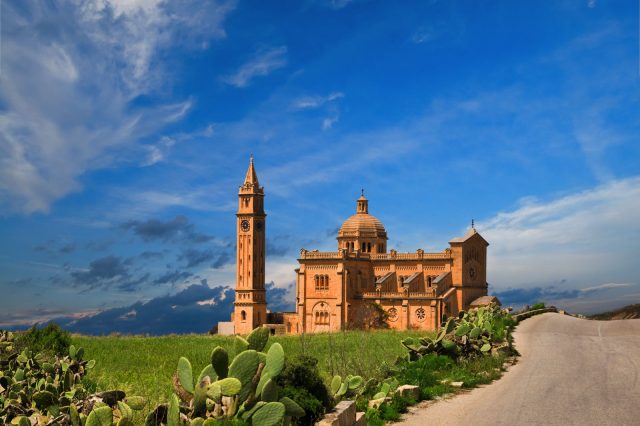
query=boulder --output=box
[396,384,420,401]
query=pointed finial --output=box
[250,153,254,163]
[361,188,364,196]
[471,219,475,229]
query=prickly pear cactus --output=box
[403,303,516,359]
[0,330,145,426]
[146,326,304,426]
[330,374,364,400]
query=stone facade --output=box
[229,158,489,335]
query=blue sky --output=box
[1,0,639,332]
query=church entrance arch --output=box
[312,301,331,332]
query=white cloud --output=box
[479,176,640,291]
[580,282,631,292]
[411,27,433,44]
[293,92,344,110]
[222,46,288,88]
[322,116,339,130]
[0,1,234,214]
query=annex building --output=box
[222,158,489,335]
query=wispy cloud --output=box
[221,46,288,88]
[292,92,344,110]
[0,1,233,214]
[479,176,640,299]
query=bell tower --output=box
[233,156,267,334]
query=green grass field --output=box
[73,329,425,408]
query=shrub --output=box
[395,354,452,399]
[530,302,546,310]
[275,354,332,425]
[280,386,324,425]
[15,322,71,356]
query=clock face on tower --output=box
[255,221,263,231]
[469,267,476,279]
[241,220,250,232]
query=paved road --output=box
[399,313,640,425]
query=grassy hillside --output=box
[589,304,640,320]
[73,329,425,407]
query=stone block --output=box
[316,400,356,426]
[368,397,390,409]
[396,384,420,401]
[355,411,367,426]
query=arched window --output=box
[367,242,371,252]
[427,276,432,287]
[241,310,247,321]
[362,242,366,252]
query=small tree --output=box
[349,302,390,330]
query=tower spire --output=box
[244,155,259,187]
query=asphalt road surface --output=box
[399,313,640,426]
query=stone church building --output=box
[224,158,489,335]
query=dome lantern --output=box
[337,192,388,254]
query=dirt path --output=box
[397,313,640,425]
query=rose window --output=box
[388,307,398,321]
[416,308,426,322]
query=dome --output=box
[337,193,387,239]
[338,213,387,238]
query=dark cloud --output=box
[153,270,193,285]
[265,281,295,312]
[117,273,151,292]
[179,249,216,268]
[138,250,165,260]
[6,278,33,287]
[266,239,289,257]
[2,279,298,334]
[120,215,212,244]
[37,283,234,335]
[326,225,341,237]
[59,243,76,254]
[493,286,580,307]
[32,240,76,255]
[211,252,230,269]
[70,255,146,292]
[85,240,113,252]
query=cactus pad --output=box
[228,349,260,401]
[251,401,286,426]
[247,326,270,352]
[261,378,279,402]
[85,406,113,426]
[264,342,285,379]
[214,377,242,396]
[177,356,194,394]
[280,396,305,418]
[210,346,229,379]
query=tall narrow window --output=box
[362,242,366,252]
[367,243,371,252]
[241,311,247,321]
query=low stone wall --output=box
[316,385,421,425]
[513,307,558,322]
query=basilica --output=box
[223,158,489,335]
